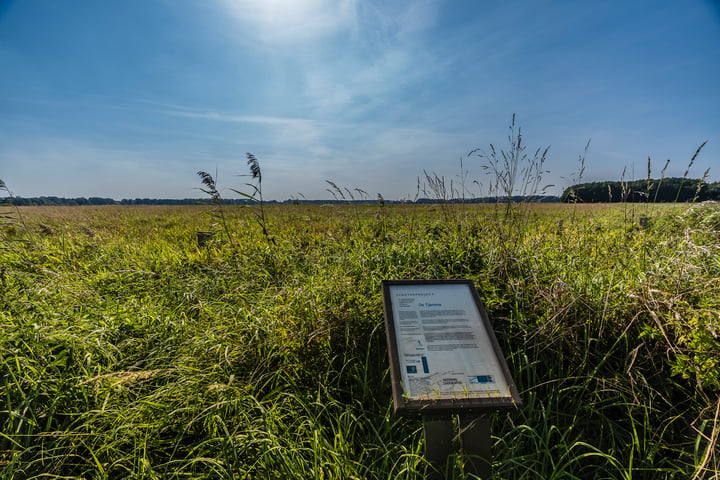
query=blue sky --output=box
[1,0,719,201]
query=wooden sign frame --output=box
[382,279,522,415]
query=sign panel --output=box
[382,279,521,414]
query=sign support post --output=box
[381,279,522,479]
[459,414,492,479]
[422,415,454,480]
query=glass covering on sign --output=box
[388,283,512,400]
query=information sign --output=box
[382,279,521,414]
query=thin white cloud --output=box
[158,108,308,129]
[215,0,359,46]
[154,105,326,154]
[311,1,443,114]
[212,0,446,119]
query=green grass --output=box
[1,202,719,479]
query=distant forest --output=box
[0,196,562,206]
[560,177,720,203]
[2,177,719,205]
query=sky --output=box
[1,0,719,201]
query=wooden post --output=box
[423,415,454,480]
[422,414,493,479]
[459,414,492,479]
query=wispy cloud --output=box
[152,103,326,154]
[302,1,445,117]
[127,98,479,199]
[213,0,446,119]
[215,0,359,46]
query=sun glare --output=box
[218,0,355,41]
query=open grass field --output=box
[1,201,719,479]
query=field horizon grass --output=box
[1,201,719,479]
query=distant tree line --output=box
[10,183,719,205]
[561,178,720,203]
[414,196,561,204]
[1,195,562,206]
[0,196,119,206]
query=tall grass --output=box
[468,114,553,218]
[4,117,718,479]
[197,153,274,248]
[1,200,718,477]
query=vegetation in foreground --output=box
[0,199,719,479]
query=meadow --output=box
[1,200,719,479]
